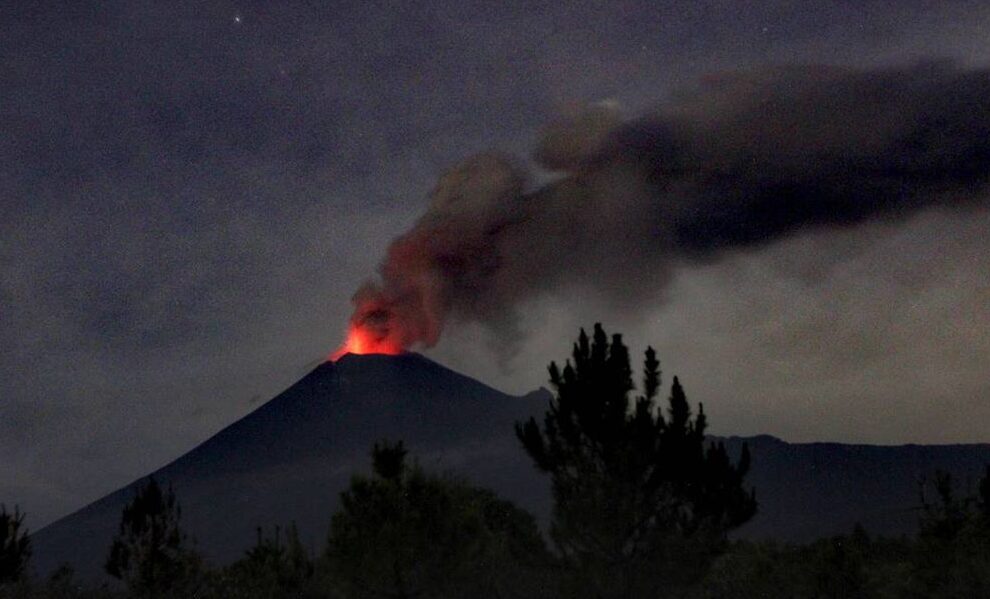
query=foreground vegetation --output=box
[3,325,989,598]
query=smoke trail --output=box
[342,62,990,353]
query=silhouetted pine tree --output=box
[516,324,756,597]
[105,478,200,597]
[909,468,990,598]
[918,471,972,543]
[0,505,30,585]
[978,465,990,521]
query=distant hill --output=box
[30,354,990,581]
[724,435,990,541]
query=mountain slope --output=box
[30,353,990,582]
[30,353,551,581]
[725,435,990,541]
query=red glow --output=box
[329,323,403,361]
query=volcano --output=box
[30,353,551,581]
[30,354,990,582]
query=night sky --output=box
[3,1,990,527]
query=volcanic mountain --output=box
[31,353,990,582]
[30,353,551,581]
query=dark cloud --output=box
[345,62,990,354]
[635,63,990,252]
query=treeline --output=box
[706,469,990,598]
[2,325,989,598]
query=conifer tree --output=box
[918,471,972,542]
[516,323,756,597]
[0,505,30,585]
[105,478,200,597]
[978,465,990,520]
[911,468,990,597]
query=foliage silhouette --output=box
[907,468,990,598]
[207,523,314,599]
[0,506,30,586]
[516,323,756,597]
[324,440,549,599]
[104,478,200,597]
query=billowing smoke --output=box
[336,61,990,356]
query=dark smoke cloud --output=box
[348,62,990,352]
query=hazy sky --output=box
[3,1,990,527]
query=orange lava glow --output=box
[329,323,403,361]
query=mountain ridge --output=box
[30,353,552,581]
[30,353,990,582]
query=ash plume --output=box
[344,62,990,352]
